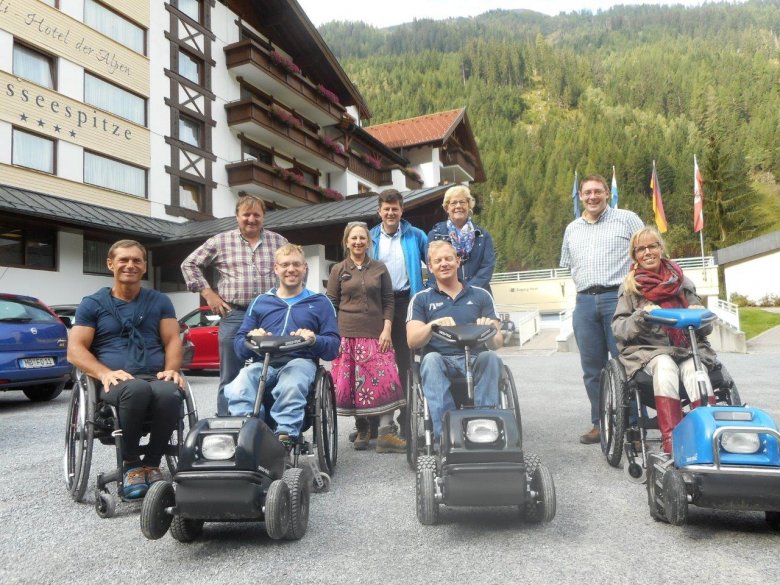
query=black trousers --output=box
[100,376,182,467]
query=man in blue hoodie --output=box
[224,244,340,447]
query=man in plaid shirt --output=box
[560,175,643,445]
[182,195,287,415]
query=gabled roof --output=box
[364,108,465,149]
[0,183,449,244]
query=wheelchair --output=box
[599,318,741,484]
[140,334,337,542]
[63,369,199,518]
[406,324,555,525]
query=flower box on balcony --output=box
[320,187,344,201]
[277,167,306,185]
[269,105,302,128]
[270,50,302,76]
[316,84,341,106]
[322,135,345,155]
[361,153,382,170]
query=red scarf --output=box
[634,259,689,348]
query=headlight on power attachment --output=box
[201,434,237,460]
[465,419,500,444]
[720,431,761,454]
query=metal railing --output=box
[709,298,740,330]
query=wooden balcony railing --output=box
[225,159,328,205]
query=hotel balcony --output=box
[348,156,392,187]
[225,40,345,128]
[440,148,476,184]
[225,159,331,207]
[226,99,348,173]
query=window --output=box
[178,115,203,147]
[242,143,272,164]
[13,43,55,89]
[12,129,55,174]
[178,0,202,23]
[178,49,202,84]
[84,151,146,197]
[83,238,112,275]
[84,73,145,126]
[179,181,204,212]
[84,0,145,54]
[40,0,57,6]
[357,182,371,194]
[0,225,56,269]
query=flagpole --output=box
[694,154,706,281]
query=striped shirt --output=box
[181,228,288,307]
[376,226,409,292]
[560,207,644,291]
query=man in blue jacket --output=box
[361,188,427,444]
[224,244,340,447]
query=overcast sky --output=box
[297,1,742,27]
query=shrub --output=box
[729,292,751,307]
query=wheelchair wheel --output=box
[140,481,175,540]
[500,365,522,432]
[265,479,291,540]
[314,371,338,476]
[521,453,556,523]
[416,456,438,525]
[407,373,424,471]
[766,511,780,531]
[95,491,116,519]
[64,373,94,503]
[283,467,310,540]
[599,359,627,468]
[662,468,688,526]
[170,516,204,543]
[165,380,199,477]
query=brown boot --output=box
[579,426,600,444]
[656,396,683,454]
[376,425,406,453]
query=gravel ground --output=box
[1,349,778,585]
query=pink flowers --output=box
[316,84,341,106]
[277,167,305,184]
[322,135,345,155]
[269,50,301,75]
[320,187,344,201]
[361,153,382,170]
[268,105,302,128]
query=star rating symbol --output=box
[54,125,61,133]
[69,130,76,138]
[37,119,45,127]
[20,113,28,122]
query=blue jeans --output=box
[224,358,317,437]
[419,351,502,439]
[573,291,619,426]
[217,308,246,416]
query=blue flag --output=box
[611,166,618,208]
[572,171,579,219]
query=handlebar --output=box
[244,334,314,356]
[430,323,496,348]
[643,308,716,329]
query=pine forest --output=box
[319,0,780,271]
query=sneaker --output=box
[376,425,407,453]
[144,466,164,485]
[579,426,601,445]
[123,466,148,500]
[353,430,371,451]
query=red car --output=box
[179,306,221,370]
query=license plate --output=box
[21,357,56,368]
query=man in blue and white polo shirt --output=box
[560,174,643,445]
[407,240,503,440]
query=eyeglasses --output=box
[447,199,469,208]
[634,243,661,255]
[276,261,305,269]
[581,189,606,196]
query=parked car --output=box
[50,304,80,388]
[179,306,221,371]
[0,293,71,401]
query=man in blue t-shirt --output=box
[407,240,503,439]
[68,240,183,500]
[224,244,339,449]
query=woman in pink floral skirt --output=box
[326,222,406,452]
